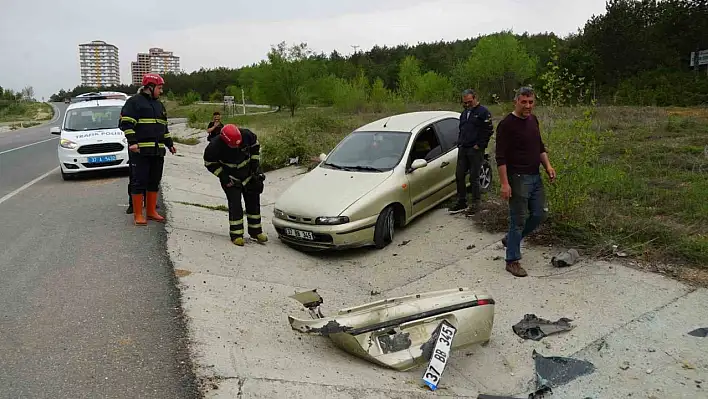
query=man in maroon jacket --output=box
[495,87,556,277]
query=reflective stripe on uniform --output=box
[121,116,137,124]
[212,167,223,176]
[124,129,135,135]
[137,118,167,124]
[230,219,244,235]
[220,158,250,169]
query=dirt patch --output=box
[175,269,192,277]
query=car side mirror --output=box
[319,153,327,162]
[411,159,427,170]
[50,127,61,135]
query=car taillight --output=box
[477,299,491,306]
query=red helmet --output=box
[220,124,242,147]
[142,73,165,86]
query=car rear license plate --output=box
[285,228,314,240]
[87,155,117,163]
[422,320,457,391]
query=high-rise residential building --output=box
[130,48,181,86]
[78,40,120,87]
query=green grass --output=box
[175,201,228,212]
[163,100,274,122]
[0,102,53,123]
[167,99,708,269]
[474,105,708,269]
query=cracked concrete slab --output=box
[163,123,708,398]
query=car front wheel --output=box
[373,205,395,249]
[479,161,492,191]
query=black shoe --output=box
[448,203,467,214]
[126,204,134,214]
[464,203,480,216]
[502,235,507,247]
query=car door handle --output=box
[441,161,449,168]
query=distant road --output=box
[0,103,199,398]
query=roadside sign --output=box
[224,95,235,103]
[690,50,708,67]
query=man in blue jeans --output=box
[495,86,556,277]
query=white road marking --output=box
[0,137,58,155]
[0,167,59,206]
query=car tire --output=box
[479,161,492,192]
[374,206,396,249]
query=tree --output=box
[256,42,316,116]
[452,32,537,101]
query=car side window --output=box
[409,125,443,163]
[434,117,460,152]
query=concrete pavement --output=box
[162,123,707,398]
[0,105,199,398]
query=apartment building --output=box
[130,48,181,85]
[78,40,120,87]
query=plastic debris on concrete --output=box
[512,314,575,341]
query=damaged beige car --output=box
[288,287,495,372]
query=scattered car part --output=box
[688,327,708,337]
[512,314,575,341]
[533,350,595,392]
[551,248,580,268]
[287,287,495,371]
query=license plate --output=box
[284,228,314,240]
[87,155,117,163]
[422,320,457,391]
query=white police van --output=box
[51,92,131,180]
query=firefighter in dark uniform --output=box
[203,124,267,246]
[125,86,159,214]
[119,73,176,225]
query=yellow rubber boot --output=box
[254,233,268,243]
[232,237,245,246]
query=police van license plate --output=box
[87,155,117,163]
[422,320,457,391]
[285,228,314,240]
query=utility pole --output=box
[351,45,360,54]
[241,87,246,115]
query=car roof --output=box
[354,111,460,133]
[66,98,126,110]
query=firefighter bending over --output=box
[119,73,176,225]
[203,124,267,246]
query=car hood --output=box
[63,128,125,144]
[276,166,394,218]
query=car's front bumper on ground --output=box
[58,145,129,174]
[272,213,378,250]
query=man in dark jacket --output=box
[448,89,494,214]
[203,124,267,246]
[119,73,176,225]
[206,111,223,142]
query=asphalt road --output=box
[0,103,199,398]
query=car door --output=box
[433,117,463,198]
[405,123,449,216]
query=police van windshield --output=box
[63,106,123,131]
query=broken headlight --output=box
[315,216,349,225]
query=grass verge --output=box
[469,105,708,276]
[163,101,274,122]
[175,201,228,212]
[0,102,53,123]
[169,99,708,276]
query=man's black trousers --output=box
[455,146,484,205]
[222,183,263,241]
[129,152,164,194]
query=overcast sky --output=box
[0,0,608,100]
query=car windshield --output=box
[323,131,411,172]
[63,105,123,131]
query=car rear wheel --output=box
[373,205,395,249]
[479,161,492,192]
